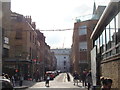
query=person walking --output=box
[19,75,24,86]
[81,69,88,87]
[86,70,92,90]
[45,74,50,87]
[11,75,16,87]
[73,71,79,86]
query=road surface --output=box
[26,73,87,90]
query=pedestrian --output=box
[19,75,24,86]
[11,75,16,87]
[73,71,79,85]
[45,74,50,87]
[81,69,88,87]
[86,70,92,90]
[67,73,70,81]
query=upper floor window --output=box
[79,42,87,51]
[15,30,22,39]
[78,26,87,35]
[30,32,32,42]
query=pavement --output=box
[13,80,37,89]
[13,73,77,89]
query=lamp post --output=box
[18,54,21,76]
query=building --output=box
[3,13,39,79]
[1,1,11,75]
[71,3,105,74]
[91,0,120,88]
[3,12,52,80]
[51,48,71,72]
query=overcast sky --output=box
[11,0,110,49]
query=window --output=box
[30,32,32,42]
[110,18,116,47]
[79,42,87,51]
[106,24,111,50]
[3,48,9,58]
[102,30,106,52]
[95,37,100,53]
[64,61,66,66]
[100,33,103,53]
[33,35,34,43]
[15,30,22,39]
[78,26,87,35]
[15,45,22,57]
[116,13,120,44]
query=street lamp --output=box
[18,54,21,76]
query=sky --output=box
[11,0,110,49]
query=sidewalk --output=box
[14,80,36,89]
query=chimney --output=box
[25,15,32,24]
[32,22,36,29]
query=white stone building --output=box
[51,48,71,72]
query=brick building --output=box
[71,20,98,74]
[71,3,105,74]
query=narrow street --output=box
[26,73,87,90]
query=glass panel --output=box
[95,40,97,46]
[96,38,100,53]
[110,18,116,48]
[100,33,103,53]
[116,46,120,54]
[106,24,110,50]
[116,13,120,44]
[103,30,106,52]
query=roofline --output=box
[91,0,120,40]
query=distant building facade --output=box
[51,48,71,72]
[91,0,120,88]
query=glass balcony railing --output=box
[75,14,99,22]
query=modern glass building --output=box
[91,0,120,88]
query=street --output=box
[26,73,87,90]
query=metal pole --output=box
[0,0,2,76]
[0,1,2,90]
